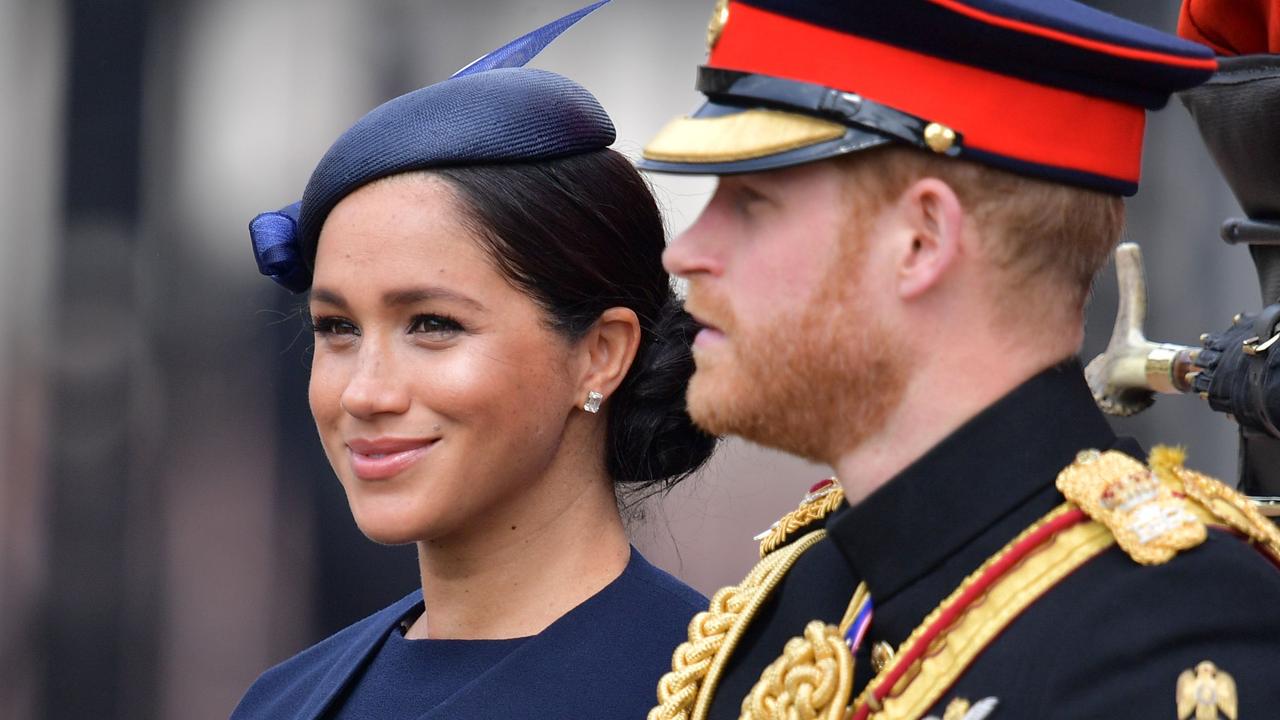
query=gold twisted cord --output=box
[737,581,868,720]
[649,532,827,720]
[740,620,853,720]
[649,550,789,720]
[758,485,846,558]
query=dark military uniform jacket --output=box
[655,360,1280,720]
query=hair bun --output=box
[607,294,717,497]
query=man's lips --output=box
[346,437,439,480]
[687,310,727,348]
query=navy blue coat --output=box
[232,550,702,719]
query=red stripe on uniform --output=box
[710,2,1145,184]
[926,0,1218,70]
[849,507,1090,720]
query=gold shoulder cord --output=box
[853,504,1115,719]
[648,529,828,720]
[1149,446,1280,562]
[738,583,868,720]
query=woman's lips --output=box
[346,438,438,480]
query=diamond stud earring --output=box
[583,391,604,414]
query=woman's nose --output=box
[339,345,411,419]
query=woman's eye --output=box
[311,316,359,336]
[408,314,464,337]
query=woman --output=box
[232,66,715,719]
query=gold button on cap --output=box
[923,122,956,153]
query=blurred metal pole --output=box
[42,0,158,718]
[0,0,64,717]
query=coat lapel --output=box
[292,592,423,720]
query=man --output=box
[641,1,1280,719]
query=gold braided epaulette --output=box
[1057,446,1280,566]
[755,478,846,558]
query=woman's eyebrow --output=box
[309,287,348,309]
[382,286,487,312]
[308,286,487,312]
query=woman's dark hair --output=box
[432,149,716,499]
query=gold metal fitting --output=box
[1243,332,1280,356]
[706,0,730,50]
[871,641,895,674]
[923,122,956,153]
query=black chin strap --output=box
[695,66,964,157]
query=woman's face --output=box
[308,175,587,546]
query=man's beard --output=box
[685,247,909,465]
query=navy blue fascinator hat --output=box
[249,1,614,293]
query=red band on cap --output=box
[710,2,1146,184]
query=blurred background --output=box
[0,0,1260,718]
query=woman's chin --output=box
[350,512,435,546]
[358,526,422,546]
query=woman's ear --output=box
[893,177,965,300]
[576,307,642,411]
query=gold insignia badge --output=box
[923,696,999,720]
[1055,450,1206,565]
[1177,661,1237,719]
[706,0,730,51]
[755,478,846,557]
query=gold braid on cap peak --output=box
[649,530,828,720]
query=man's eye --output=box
[732,186,768,215]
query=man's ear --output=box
[893,177,965,300]
[576,307,642,411]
